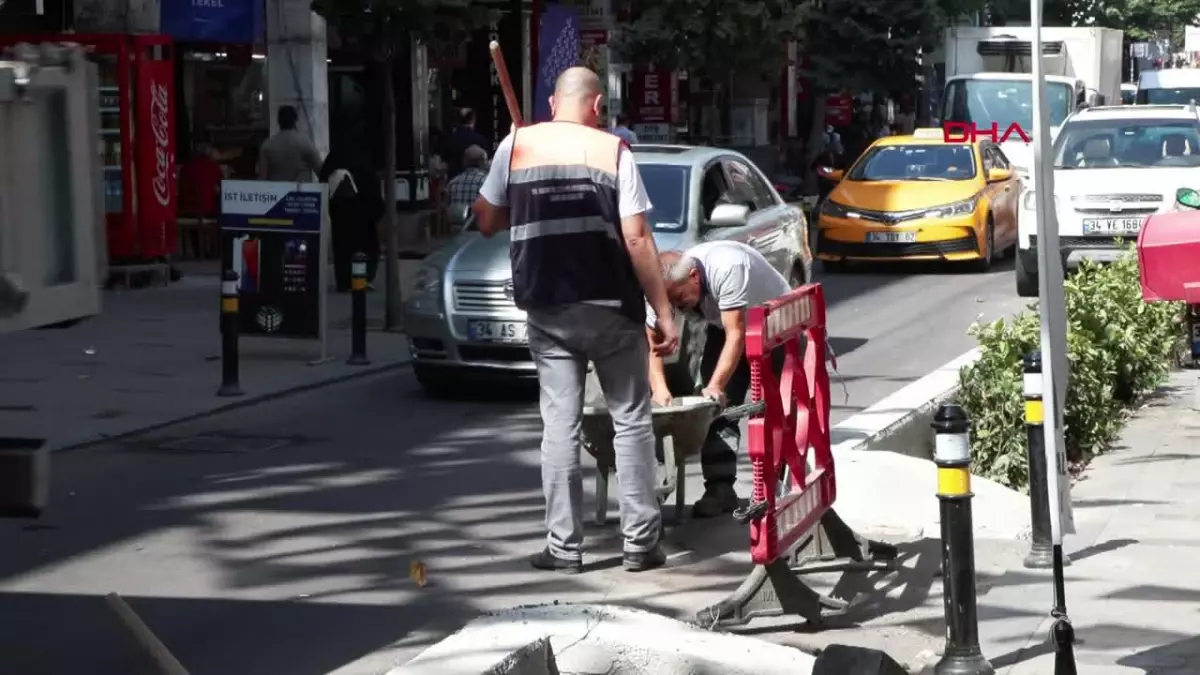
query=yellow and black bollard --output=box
[217,270,244,397]
[932,403,993,675]
[348,252,370,366]
[1023,350,1068,569]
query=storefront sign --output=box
[633,123,670,143]
[160,0,262,44]
[220,181,327,340]
[826,93,853,127]
[136,58,177,258]
[631,67,671,125]
[535,3,580,123]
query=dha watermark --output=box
[943,122,1032,144]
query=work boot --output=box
[529,547,582,574]
[692,482,740,518]
[623,545,666,572]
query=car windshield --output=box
[637,164,690,233]
[848,145,978,181]
[1136,87,1200,104]
[1053,119,1200,169]
[943,79,1073,131]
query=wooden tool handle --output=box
[489,41,524,128]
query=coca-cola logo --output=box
[149,81,172,208]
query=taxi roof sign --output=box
[912,128,946,140]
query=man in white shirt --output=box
[612,114,638,145]
[646,241,791,517]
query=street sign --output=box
[1029,20,1076,544]
[219,181,329,350]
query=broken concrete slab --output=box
[388,604,818,675]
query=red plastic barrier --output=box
[744,283,835,565]
[1137,211,1200,303]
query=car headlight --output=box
[412,265,442,295]
[821,200,849,217]
[922,197,978,219]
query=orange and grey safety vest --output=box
[507,121,644,323]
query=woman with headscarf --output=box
[320,143,384,292]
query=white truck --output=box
[939,26,1124,174]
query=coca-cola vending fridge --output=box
[0,34,176,263]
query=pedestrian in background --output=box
[445,145,489,228]
[320,143,383,291]
[443,108,490,179]
[612,113,638,145]
[472,66,680,574]
[258,105,324,182]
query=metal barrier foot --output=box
[697,510,899,630]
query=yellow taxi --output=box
[815,129,1020,271]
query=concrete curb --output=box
[56,359,412,453]
[826,347,1031,542]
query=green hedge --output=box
[957,247,1184,491]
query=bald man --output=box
[473,67,680,573]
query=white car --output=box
[1015,103,1200,296]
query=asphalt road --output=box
[0,261,1032,675]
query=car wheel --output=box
[970,217,995,273]
[788,260,809,288]
[414,364,467,399]
[1015,246,1039,297]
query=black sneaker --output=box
[692,483,740,518]
[529,547,582,574]
[623,545,666,572]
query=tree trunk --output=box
[382,55,401,331]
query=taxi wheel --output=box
[970,218,996,273]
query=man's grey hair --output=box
[463,144,488,169]
[661,254,698,284]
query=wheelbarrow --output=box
[582,396,764,526]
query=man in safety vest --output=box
[472,67,680,574]
[647,242,791,517]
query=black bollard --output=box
[932,403,994,675]
[1023,351,1067,569]
[217,270,244,397]
[348,252,370,365]
[1052,614,1078,675]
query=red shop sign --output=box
[631,67,672,125]
[826,93,853,127]
[136,58,177,258]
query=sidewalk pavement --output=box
[383,369,1200,674]
[970,368,1200,674]
[0,270,411,451]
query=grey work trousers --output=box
[527,303,661,560]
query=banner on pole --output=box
[535,3,580,123]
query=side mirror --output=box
[817,166,844,182]
[987,167,1013,183]
[454,204,471,224]
[1176,187,1200,209]
[709,203,750,228]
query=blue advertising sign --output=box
[220,181,326,340]
[160,0,263,44]
[535,3,580,123]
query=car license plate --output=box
[467,320,527,343]
[866,231,917,243]
[1082,217,1144,235]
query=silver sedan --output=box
[401,144,814,398]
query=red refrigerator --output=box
[0,33,177,262]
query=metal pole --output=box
[932,403,994,675]
[1022,350,1069,569]
[217,270,244,397]
[348,252,370,365]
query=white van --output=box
[1136,69,1200,104]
